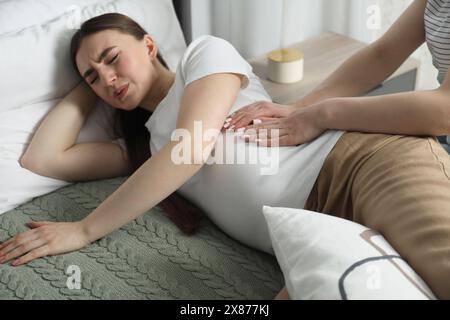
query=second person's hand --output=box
[223,101,296,131]
[239,104,328,147]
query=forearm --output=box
[320,90,450,136]
[295,44,399,108]
[22,82,97,162]
[80,141,202,243]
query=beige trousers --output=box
[304,132,450,299]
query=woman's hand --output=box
[240,104,328,147]
[0,221,91,266]
[223,101,296,131]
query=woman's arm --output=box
[20,81,132,181]
[312,0,447,137]
[0,73,242,266]
[241,81,450,147]
[20,81,97,164]
[227,0,427,131]
[295,0,426,108]
[230,0,438,139]
[240,83,450,147]
[318,85,450,137]
[81,73,241,242]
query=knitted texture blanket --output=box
[0,177,283,299]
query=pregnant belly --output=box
[179,138,302,254]
[180,162,279,254]
[178,130,343,253]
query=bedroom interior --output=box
[0,0,442,300]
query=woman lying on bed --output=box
[1,10,449,300]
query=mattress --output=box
[0,177,283,299]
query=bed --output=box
[0,177,283,299]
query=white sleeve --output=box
[181,35,252,89]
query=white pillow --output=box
[0,0,186,215]
[1,99,118,214]
[262,206,437,300]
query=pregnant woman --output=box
[0,6,449,300]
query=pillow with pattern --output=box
[262,206,436,300]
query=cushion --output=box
[0,177,283,299]
[262,206,437,300]
[0,0,186,215]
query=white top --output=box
[145,35,344,254]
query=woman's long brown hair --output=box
[70,13,203,235]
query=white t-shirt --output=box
[145,35,344,254]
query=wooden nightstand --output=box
[247,32,420,104]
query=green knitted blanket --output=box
[0,177,283,300]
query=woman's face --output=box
[75,29,157,110]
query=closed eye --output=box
[108,53,119,64]
[90,74,98,85]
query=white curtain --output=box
[181,0,436,90]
